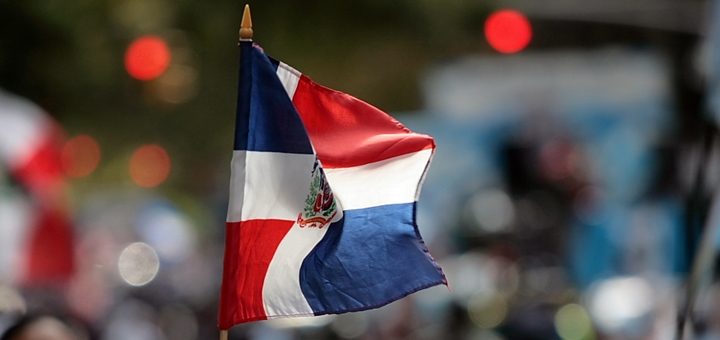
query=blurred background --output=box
[0,0,718,339]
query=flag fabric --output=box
[0,90,74,285]
[219,42,446,329]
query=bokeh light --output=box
[152,65,198,104]
[466,188,515,233]
[555,303,593,340]
[467,293,508,329]
[117,242,160,287]
[61,134,101,178]
[588,277,654,333]
[137,201,195,262]
[129,144,171,188]
[442,253,494,304]
[125,36,171,81]
[484,10,532,54]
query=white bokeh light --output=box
[118,242,160,287]
[468,189,515,233]
[588,276,653,333]
[137,203,194,262]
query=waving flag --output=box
[218,41,446,329]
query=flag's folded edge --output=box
[219,43,446,329]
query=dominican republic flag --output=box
[218,42,446,329]
[0,90,74,286]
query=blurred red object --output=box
[485,9,532,54]
[61,135,101,178]
[125,36,171,81]
[0,90,74,286]
[129,144,171,188]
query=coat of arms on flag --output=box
[297,160,339,229]
[219,5,446,331]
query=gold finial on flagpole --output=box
[239,4,253,41]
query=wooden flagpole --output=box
[220,4,252,340]
[239,4,253,42]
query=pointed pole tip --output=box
[239,4,253,41]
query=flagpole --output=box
[239,4,253,42]
[220,5,252,340]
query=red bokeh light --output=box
[485,10,532,54]
[61,135,101,178]
[129,144,171,188]
[125,36,171,81]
